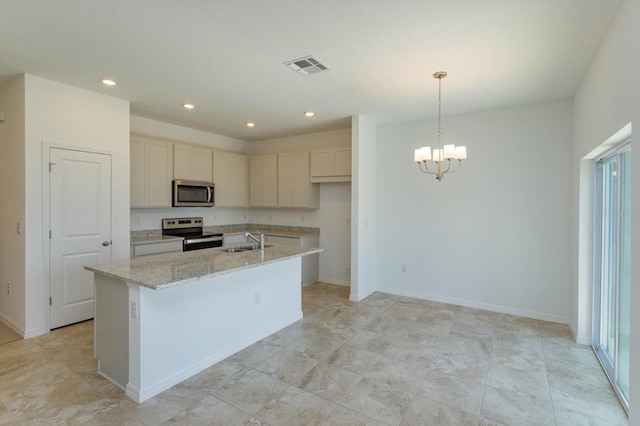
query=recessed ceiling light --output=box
[183,104,195,110]
[101,79,116,86]
[246,122,255,127]
[304,111,314,117]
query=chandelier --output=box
[414,71,467,181]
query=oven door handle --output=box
[184,236,223,245]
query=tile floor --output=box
[0,321,21,346]
[0,283,628,425]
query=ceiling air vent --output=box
[284,55,330,76]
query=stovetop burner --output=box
[162,217,223,251]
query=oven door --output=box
[183,235,224,251]
[173,180,215,207]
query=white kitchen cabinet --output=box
[131,240,183,259]
[310,147,352,183]
[250,154,278,207]
[131,135,174,208]
[267,235,319,286]
[214,150,248,207]
[277,151,319,209]
[174,143,213,182]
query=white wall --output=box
[245,128,350,155]
[374,100,573,322]
[131,115,246,152]
[23,75,130,337]
[572,1,640,422]
[0,76,26,333]
[351,115,378,301]
[246,128,352,286]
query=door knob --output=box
[102,241,111,247]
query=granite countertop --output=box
[130,234,184,246]
[86,244,323,290]
[206,224,320,238]
[130,224,319,246]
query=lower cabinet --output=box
[130,240,183,259]
[267,235,319,286]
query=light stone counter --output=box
[130,234,183,246]
[86,244,322,290]
[211,224,319,239]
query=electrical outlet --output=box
[213,214,217,222]
[253,292,261,305]
[268,214,272,221]
[135,217,141,225]
[16,222,22,235]
[402,264,407,273]
[301,215,305,223]
[130,301,137,319]
[6,282,10,294]
[346,218,351,226]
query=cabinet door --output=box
[277,153,294,207]
[130,136,148,207]
[310,150,332,177]
[173,144,192,179]
[333,148,352,176]
[213,151,230,206]
[175,144,213,182]
[228,154,248,207]
[250,155,277,207]
[250,156,264,206]
[192,146,213,182]
[148,140,173,207]
[263,155,278,207]
[292,152,310,207]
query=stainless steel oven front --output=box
[172,180,215,207]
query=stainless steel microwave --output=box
[172,180,215,207]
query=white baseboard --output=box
[376,286,569,324]
[0,312,25,338]
[24,327,49,339]
[350,286,376,302]
[126,311,303,403]
[318,277,350,287]
[569,321,592,346]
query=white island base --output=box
[94,258,302,403]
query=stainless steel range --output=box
[162,217,223,251]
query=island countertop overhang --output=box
[85,244,323,290]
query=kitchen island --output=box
[85,243,322,403]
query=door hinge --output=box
[49,297,52,306]
[49,162,56,172]
[49,230,52,239]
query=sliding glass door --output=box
[593,142,631,411]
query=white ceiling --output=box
[0,0,621,141]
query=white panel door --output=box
[50,148,111,329]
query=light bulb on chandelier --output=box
[414,71,467,181]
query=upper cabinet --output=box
[213,150,248,207]
[249,154,278,207]
[131,135,174,208]
[174,143,213,182]
[310,147,352,183]
[277,151,319,209]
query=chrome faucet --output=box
[245,232,265,250]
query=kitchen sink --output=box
[223,247,247,253]
[222,244,272,253]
